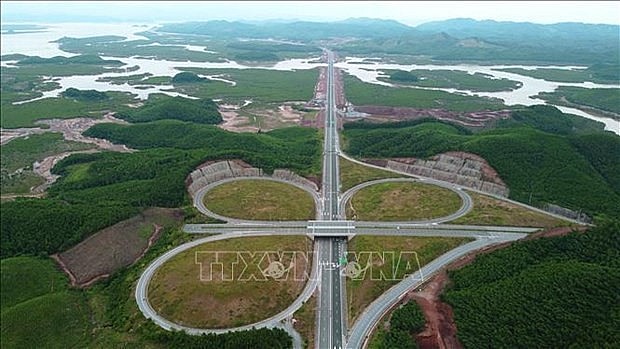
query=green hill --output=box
[115,96,222,124]
[342,107,620,219]
[444,221,620,348]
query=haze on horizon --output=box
[1,1,619,26]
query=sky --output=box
[1,1,619,26]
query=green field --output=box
[496,67,619,84]
[1,92,137,128]
[1,256,69,311]
[347,181,462,221]
[382,69,521,92]
[204,179,315,221]
[1,292,92,349]
[339,157,404,191]
[344,74,507,112]
[346,236,472,323]
[171,68,319,104]
[1,132,96,194]
[0,256,92,349]
[149,236,312,328]
[452,192,570,228]
[537,86,620,116]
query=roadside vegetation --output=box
[342,106,620,219]
[444,220,620,348]
[347,181,462,221]
[204,180,315,221]
[149,236,312,328]
[451,192,569,228]
[0,226,293,348]
[339,157,404,191]
[368,301,426,349]
[346,236,472,324]
[1,125,321,258]
[293,294,316,349]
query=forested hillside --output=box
[443,220,620,348]
[342,107,620,219]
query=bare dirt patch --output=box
[346,106,511,128]
[54,207,183,287]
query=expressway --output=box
[134,48,567,349]
[316,49,347,349]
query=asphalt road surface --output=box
[316,49,347,349]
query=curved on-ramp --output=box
[135,231,319,336]
[339,177,473,224]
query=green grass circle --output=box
[204,179,315,221]
[347,181,462,221]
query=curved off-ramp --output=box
[193,176,322,223]
[339,177,473,224]
[345,232,527,349]
[135,230,319,340]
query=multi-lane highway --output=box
[134,48,566,349]
[316,49,347,349]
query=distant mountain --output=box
[416,18,619,49]
[157,18,620,64]
[157,18,414,40]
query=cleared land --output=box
[1,92,137,128]
[451,192,569,228]
[339,157,404,191]
[347,182,462,221]
[345,236,472,324]
[204,180,315,221]
[56,207,183,286]
[148,236,312,328]
[1,132,96,194]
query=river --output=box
[2,23,618,134]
